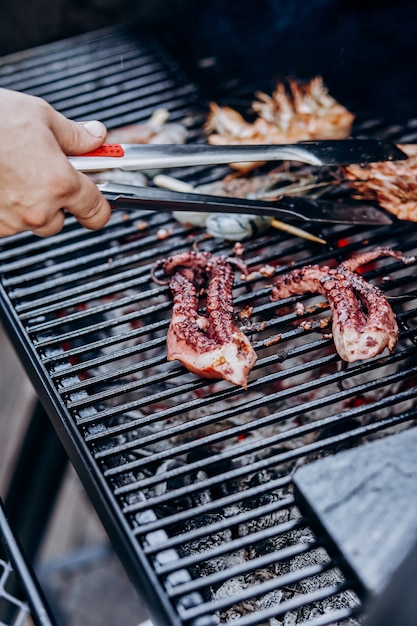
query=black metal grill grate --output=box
[1,24,417,626]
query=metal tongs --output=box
[70,139,407,172]
[70,140,408,239]
[97,181,393,227]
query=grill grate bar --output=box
[53,336,171,385]
[102,375,407,475]
[42,300,415,383]
[49,76,199,118]
[33,307,164,348]
[0,26,202,125]
[15,262,166,315]
[29,284,164,333]
[168,539,319,597]
[18,274,161,319]
[60,83,200,125]
[0,44,168,96]
[5,223,196,296]
[86,355,417,447]
[4,220,406,293]
[176,563,343,620]
[0,27,131,76]
[143,503,301,557]
[126,408,417,518]
[0,207,179,268]
[294,608,362,626]
[34,301,416,389]
[17,234,417,321]
[134,476,293,537]
[156,532,311,579]
[200,588,359,626]
[0,213,171,277]
[62,323,328,394]
[111,379,417,498]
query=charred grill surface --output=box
[1,25,417,626]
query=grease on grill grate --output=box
[1,25,417,626]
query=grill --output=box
[1,22,417,626]
[0,497,56,625]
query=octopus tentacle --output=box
[152,250,257,387]
[270,248,412,362]
[339,246,415,272]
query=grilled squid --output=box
[270,248,414,362]
[151,251,257,387]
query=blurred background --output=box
[2,0,417,120]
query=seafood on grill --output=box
[151,250,257,387]
[195,167,328,202]
[153,170,330,243]
[204,213,272,241]
[107,108,188,145]
[343,144,417,222]
[153,172,275,237]
[205,76,354,171]
[270,247,415,362]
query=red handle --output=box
[78,144,125,157]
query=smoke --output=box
[196,0,417,120]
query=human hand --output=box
[0,88,111,237]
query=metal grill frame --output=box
[0,498,56,626]
[1,24,417,626]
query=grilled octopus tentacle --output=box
[153,251,257,387]
[270,247,413,362]
[339,246,415,272]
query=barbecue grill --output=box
[1,20,417,626]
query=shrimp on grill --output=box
[204,77,354,172]
[251,77,354,141]
[343,144,417,222]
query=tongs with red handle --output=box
[97,181,393,225]
[69,139,408,172]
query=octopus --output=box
[270,247,414,362]
[204,77,354,171]
[151,251,257,388]
[343,144,417,222]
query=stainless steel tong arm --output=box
[98,182,393,225]
[69,140,407,172]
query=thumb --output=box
[47,108,107,156]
